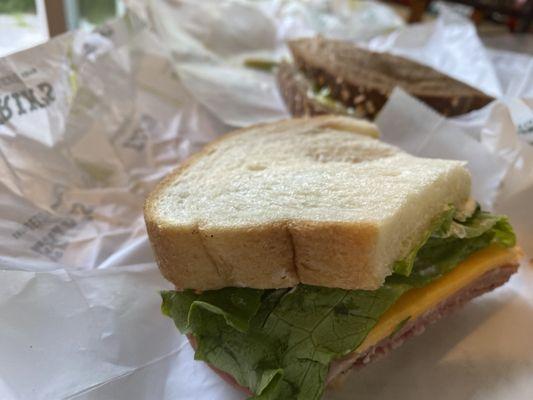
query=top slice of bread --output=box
[283,37,493,118]
[144,116,471,290]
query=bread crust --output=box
[277,61,337,117]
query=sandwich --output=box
[277,37,493,119]
[144,116,519,399]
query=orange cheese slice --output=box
[358,245,520,351]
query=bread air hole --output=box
[246,163,267,171]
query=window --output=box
[0,0,124,57]
[0,0,46,57]
[66,0,125,31]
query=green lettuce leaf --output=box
[244,58,279,72]
[161,287,263,333]
[161,207,515,400]
[390,207,516,287]
[163,283,409,399]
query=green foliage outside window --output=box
[0,0,36,14]
[79,0,117,25]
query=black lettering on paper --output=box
[38,82,55,105]
[11,92,27,115]
[0,81,57,126]
[19,88,45,111]
[0,95,12,124]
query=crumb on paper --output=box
[76,160,115,184]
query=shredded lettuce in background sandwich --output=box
[244,58,279,72]
[161,205,515,400]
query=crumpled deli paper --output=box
[0,13,237,400]
[1,1,532,399]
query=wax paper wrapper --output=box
[1,1,533,400]
[0,12,236,400]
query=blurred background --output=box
[0,0,125,56]
[0,0,531,58]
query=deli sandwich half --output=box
[144,116,519,400]
[278,36,493,119]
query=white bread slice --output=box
[144,116,471,290]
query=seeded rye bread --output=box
[278,37,493,119]
[144,116,470,291]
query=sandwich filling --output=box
[161,206,516,400]
[291,64,358,116]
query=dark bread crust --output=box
[189,261,518,395]
[279,37,494,119]
[277,61,337,117]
